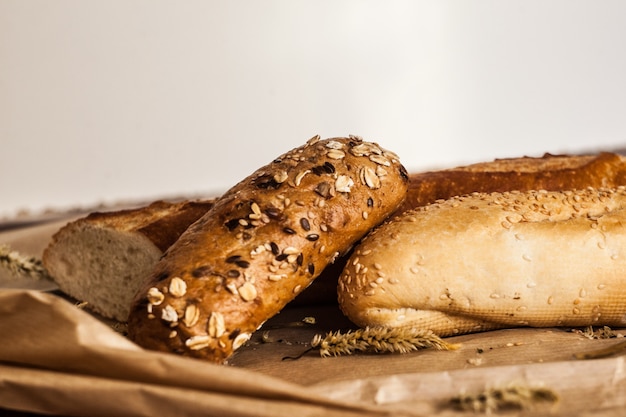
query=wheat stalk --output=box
[309,326,460,358]
[0,244,52,280]
[450,383,559,413]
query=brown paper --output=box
[3,218,626,416]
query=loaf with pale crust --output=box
[339,187,626,336]
[127,136,409,363]
[42,200,215,321]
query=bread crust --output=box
[42,200,214,321]
[127,136,409,363]
[339,187,626,336]
[395,152,626,215]
[42,152,626,323]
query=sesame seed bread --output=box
[126,136,409,363]
[395,152,626,215]
[339,187,626,336]
[40,152,626,326]
[42,200,215,321]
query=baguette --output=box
[339,187,626,336]
[395,152,626,215]
[41,152,626,322]
[127,136,409,363]
[42,200,215,321]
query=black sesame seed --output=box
[306,233,320,241]
[235,260,250,268]
[308,263,315,274]
[225,218,240,231]
[300,218,311,231]
[315,182,331,198]
[192,266,212,278]
[296,253,303,266]
[399,164,409,181]
[265,207,282,220]
[323,161,335,173]
[270,242,280,255]
[312,165,326,176]
[225,255,242,264]
[255,174,281,190]
[367,197,374,207]
[283,227,296,235]
[229,329,241,340]
[275,253,288,262]
[227,269,241,278]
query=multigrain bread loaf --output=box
[339,187,626,336]
[42,200,215,321]
[127,136,409,363]
[42,151,626,322]
[394,152,626,215]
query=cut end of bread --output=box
[43,222,162,322]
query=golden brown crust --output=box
[340,187,626,336]
[79,200,216,251]
[127,136,409,363]
[395,152,626,215]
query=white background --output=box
[2,1,626,218]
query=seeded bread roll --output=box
[42,200,215,321]
[394,152,626,215]
[339,187,626,336]
[127,135,409,363]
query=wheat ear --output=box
[0,244,52,280]
[309,326,460,358]
[450,383,559,413]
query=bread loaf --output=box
[339,187,626,336]
[395,152,626,215]
[42,151,626,323]
[127,136,409,363]
[42,200,215,321]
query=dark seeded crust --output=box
[127,136,409,363]
[394,152,626,215]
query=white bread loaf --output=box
[339,186,626,336]
[42,200,215,321]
